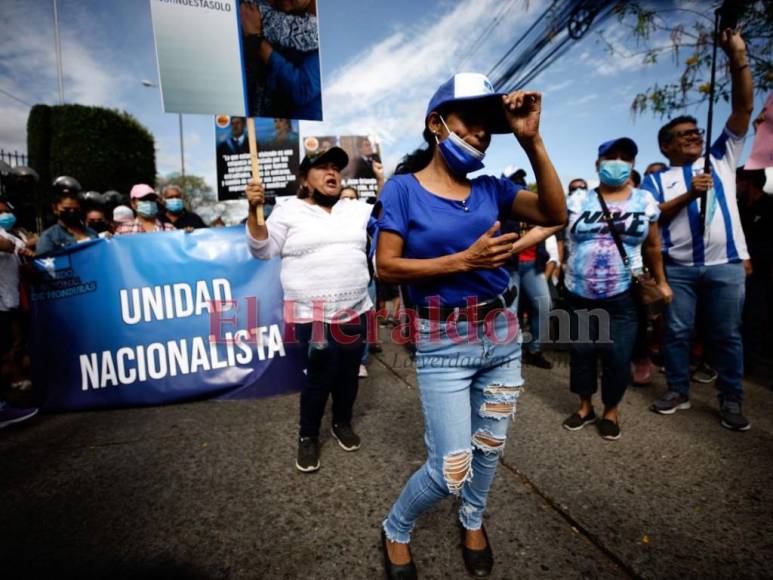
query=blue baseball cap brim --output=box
[598,137,638,158]
[426,73,511,134]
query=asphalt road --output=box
[1,334,771,579]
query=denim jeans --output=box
[383,304,523,543]
[295,314,366,437]
[566,290,638,409]
[663,261,745,399]
[510,261,551,353]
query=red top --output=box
[519,246,537,262]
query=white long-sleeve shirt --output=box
[0,230,24,311]
[246,197,373,323]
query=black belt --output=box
[415,286,517,321]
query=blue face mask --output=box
[137,201,159,218]
[598,159,633,186]
[0,212,16,230]
[166,198,184,213]
[436,116,485,175]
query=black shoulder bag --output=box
[595,189,667,316]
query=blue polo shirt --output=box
[377,173,520,307]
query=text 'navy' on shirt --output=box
[377,173,520,307]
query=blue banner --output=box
[29,226,305,411]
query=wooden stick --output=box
[246,117,265,225]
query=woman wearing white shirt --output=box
[245,147,372,472]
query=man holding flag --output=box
[642,27,753,431]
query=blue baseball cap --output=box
[426,73,511,134]
[598,137,638,158]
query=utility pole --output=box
[52,0,65,104]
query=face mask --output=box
[436,116,485,175]
[166,198,184,213]
[598,160,633,187]
[59,209,82,226]
[137,201,159,218]
[311,189,339,208]
[0,213,16,230]
[88,220,110,234]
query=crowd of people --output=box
[0,25,769,580]
[0,177,211,426]
[240,28,766,580]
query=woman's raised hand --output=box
[503,91,542,143]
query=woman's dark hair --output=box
[394,105,453,175]
[394,127,436,175]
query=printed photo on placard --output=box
[303,135,383,199]
[216,115,300,201]
[150,0,322,120]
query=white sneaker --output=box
[358,364,368,378]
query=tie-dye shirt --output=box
[564,188,660,299]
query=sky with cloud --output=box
[0,0,767,196]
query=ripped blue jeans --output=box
[383,304,523,543]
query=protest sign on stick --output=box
[149,0,322,121]
[247,118,264,225]
[216,116,300,203]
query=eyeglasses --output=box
[674,128,705,139]
[568,185,587,193]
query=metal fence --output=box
[0,149,28,167]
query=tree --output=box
[599,1,772,117]
[27,104,156,197]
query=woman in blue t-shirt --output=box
[562,137,672,441]
[376,73,567,579]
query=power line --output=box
[0,86,33,108]
[457,0,518,70]
[487,0,561,81]
[488,0,626,92]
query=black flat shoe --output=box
[381,528,417,580]
[460,523,493,577]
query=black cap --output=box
[299,146,349,175]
